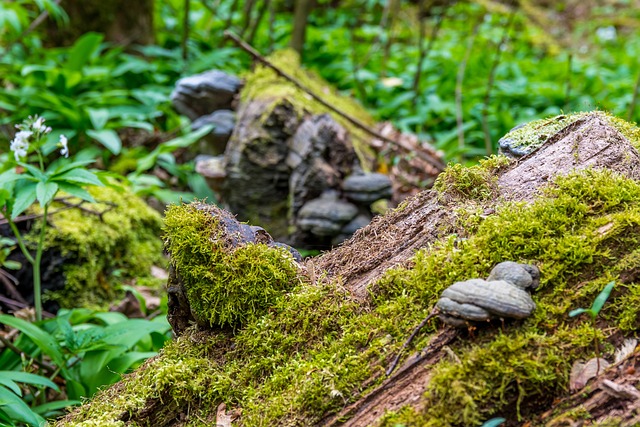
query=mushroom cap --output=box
[440,278,536,319]
[487,261,540,290]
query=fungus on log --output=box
[58,112,640,427]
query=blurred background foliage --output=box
[1,0,639,172]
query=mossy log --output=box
[58,111,640,426]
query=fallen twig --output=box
[386,307,439,376]
[224,30,446,172]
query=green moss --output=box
[500,112,588,153]
[433,155,511,202]
[31,183,164,308]
[61,163,640,425]
[241,49,377,168]
[163,202,301,328]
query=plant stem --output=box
[593,317,601,374]
[33,204,48,322]
[6,217,35,264]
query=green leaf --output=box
[32,399,81,417]
[134,125,213,174]
[16,163,46,182]
[568,308,589,318]
[0,387,45,427]
[86,129,122,155]
[53,168,103,186]
[35,181,58,207]
[0,315,66,370]
[0,371,58,392]
[2,261,21,270]
[0,170,22,188]
[590,281,615,316]
[56,182,96,203]
[11,181,37,219]
[87,108,109,130]
[65,32,104,71]
[0,406,16,426]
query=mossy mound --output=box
[31,183,164,308]
[241,49,377,164]
[58,114,640,426]
[163,202,302,329]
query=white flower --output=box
[31,116,52,135]
[596,26,617,42]
[10,130,33,161]
[59,134,69,158]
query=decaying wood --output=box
[312,112,640,301]
[224,30,446,172]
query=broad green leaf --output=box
[11,181,37,219]
[134,125,213,174]
[0,380,20,397]
[64,379,86,402]
[0,371,58,392]
[87,108,109,130]
[49,158,95,175]
[590,281,615,316]
[0,315,66,370]
[0,170,22,187]
[53,168,103,186]
[86,129,121,155]
[32,399,81,417]
[35,181,58,207]
[0,387,44,427]
[65,32,104,71]
[16,163,46,182]
[57,182,96,203]
[0,406,16,426]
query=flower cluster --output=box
[9,115,68,161]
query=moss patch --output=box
[163,203,301,328]
[241,49,377,167]
[59,166,640,426]
[433,154,511,202]
[31,183,164,308]
[501,111,640,155]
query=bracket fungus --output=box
[436,261,539,327]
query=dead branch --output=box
[224,30,446,172]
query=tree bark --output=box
[46,0,154,46]
[290,0,313,56]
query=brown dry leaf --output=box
[596,222,614,236]
[216,403,240,427]
[570,358,610,391]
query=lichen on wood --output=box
[57,112,640,427]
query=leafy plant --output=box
[569,280,615,372]
[0,308,170,425]
[0,115,103,322]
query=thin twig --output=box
[386,307,439,376]
[413,7,445,106]
[247,0,269,45]
[628,69,640,121]
[182,0,191,61]
[481,9,516,156]
[224,30,446,172]
[0,197,116,226]
[379,0,400,78]
[15,0,62,41]
[0,271,27,303]
[564,53,573,111]
[455,15,482,161]
[0,334,57,374]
